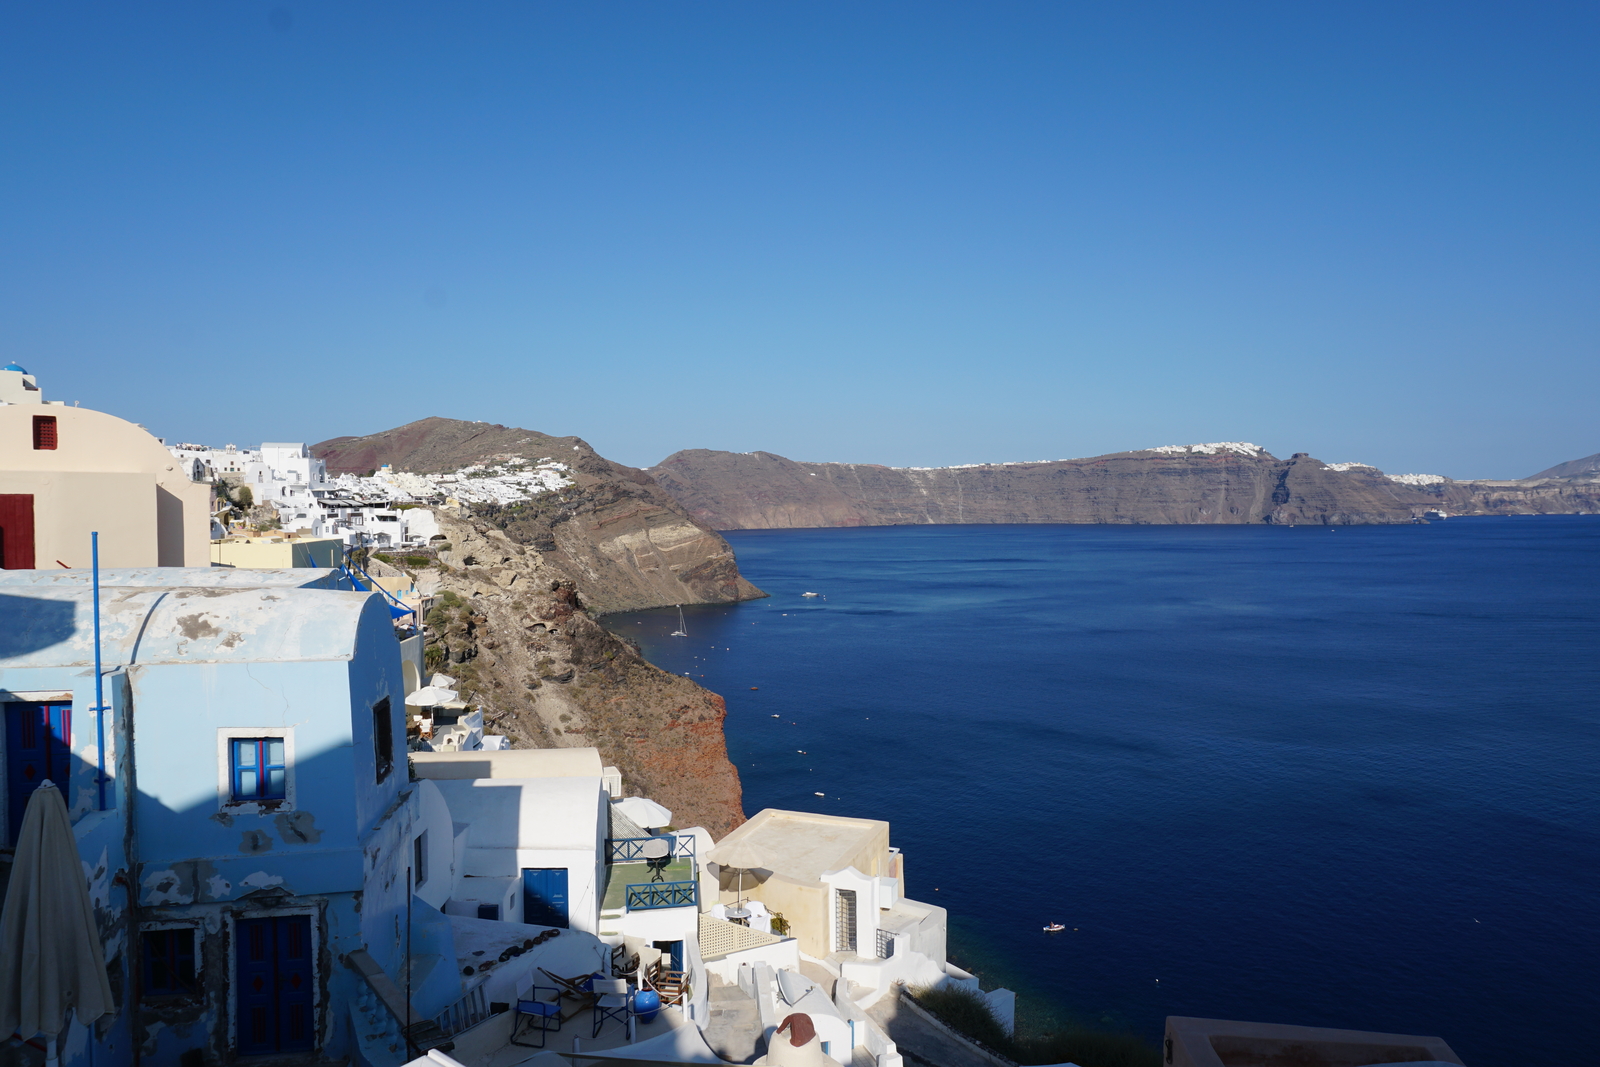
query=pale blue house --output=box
[0,568,463,1067]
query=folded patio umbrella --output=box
[0,780,114,1055]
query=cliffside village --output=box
[0,364,999,1067]
[1,363,1472,1067]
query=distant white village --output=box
[164,440,576,549]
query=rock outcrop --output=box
[314,418,765,613]
[314,418,763,834]
[651,444,1600,528]
[408,510,745,837]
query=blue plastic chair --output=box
[511,984,564,1048]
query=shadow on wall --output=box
[0,593,79,656]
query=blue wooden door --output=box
[236,916,315,1055]
[6,702,70,843]
[522,868,569,928]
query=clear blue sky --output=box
[3,3,1595,478]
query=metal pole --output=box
[92,531,107,811]
[405,864,416,1058]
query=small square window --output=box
[142,929,197,995]
[230,738,287,801]
[477,904,500,920]
[32,415,57,450]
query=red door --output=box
[0,494,35,569]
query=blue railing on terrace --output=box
[607,834,697,863]
[626,880,697,911]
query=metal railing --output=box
[876,929,895,960]
[607,834,696,863]
[626,880,697,910]
[434,983,491,1037]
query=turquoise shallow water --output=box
[608,518,1600,1067]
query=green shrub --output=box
[912,985,1160,1067]
[404,555,432,567]
[910,985,1010,1052]
[373,552,394,564]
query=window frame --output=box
[413,831,428,888]
[141,924,200,998]
[372,697,394,783]
[216,728,297,813]
[32,415,58,450]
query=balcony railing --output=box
[626,880,697,911]
[434,982,491,1037]
[608,833,696,863]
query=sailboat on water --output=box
[671,605,688,637]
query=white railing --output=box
[434,983,491,1037]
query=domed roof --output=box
[2,362,27,374]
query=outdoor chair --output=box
[590,977,632,1038]
[539,967,603,1020]
[510,984,563,1048]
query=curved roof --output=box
[2,362,26,374]
[0,584,385,667]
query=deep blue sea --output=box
[608,518,1600,1067]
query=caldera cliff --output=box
[649,443,1600,528]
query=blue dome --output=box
[2,362,26,374]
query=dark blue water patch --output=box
[605,518,1600,1067]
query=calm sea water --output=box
[608,519,1600,1067]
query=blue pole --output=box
[92,531,107,811]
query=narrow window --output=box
[835,889,858,953]
[230,738,287,801]
[32,415,57,450]
[142,929,197,994]
[413,831,427,888]
[372,697,393,783]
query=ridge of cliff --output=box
[314,417,766,613]
[649,444,1456,528]
[379,511,746,837]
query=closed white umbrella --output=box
[615,796,673,829]
[0,781,114,1065]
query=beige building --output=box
[709,808,949,1000]
[0,364,211,569]
[211,534,344,569]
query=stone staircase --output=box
[702,977,767,1064]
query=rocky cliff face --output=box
[401,511,745,837]
[314,418,765,613]
[315,418,761,834]
[650,444,1454,527]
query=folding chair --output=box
[510,984,563,1048]
[590,977,633,1039]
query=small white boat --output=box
[1043,923,1065,933]
[801,591,820,597]
[670,605,688,637]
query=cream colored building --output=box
[709,808,951,1004]
[211,534,344,569]
[0,365,210,569]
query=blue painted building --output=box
[0,567,461,1067]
